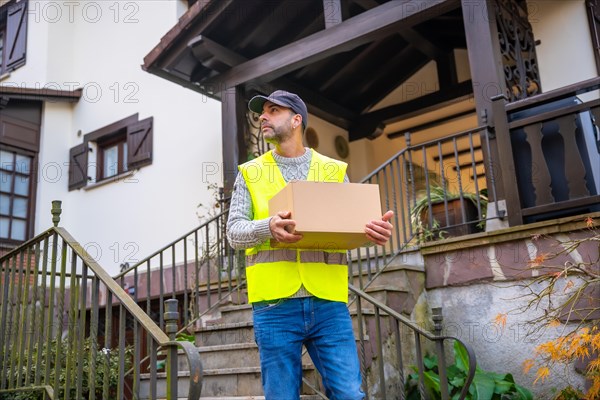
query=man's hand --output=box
[270,211,303,243]
[365,210,394,246]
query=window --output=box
[68,114,153,190]
[97,132,128,181]
[0,148,33,242]
[0,99,41,246]
[0,0,28,75]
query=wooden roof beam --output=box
[365,80,473,124]
[201,0,460,90]
[387,108,475,139]
[0,86,82,102]
[189,36,246,69]
[236,1,292,50]
[143,0,233,72]
[355,46,428,113]
[324,0,344,28]
[349,80,473,141]
[399,28,446,60]
[319,37,387,92]
[189,35,356,128]
[350,0,380,10]
[350,0,447,60]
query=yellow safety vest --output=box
[239,149,349,303]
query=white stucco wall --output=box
[4,0,598,273]
[303,114,362,181]
[427,282,587,396]
[3,1,222,273]
[529,0,597,91]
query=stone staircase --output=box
[139,299,323,399]
[138,251,425,399]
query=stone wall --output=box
[420,213,599,395]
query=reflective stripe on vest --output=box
[239,149,349,303]
[246,249,348,267]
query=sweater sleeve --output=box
[226,172,273,250]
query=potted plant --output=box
[410,184,488,242]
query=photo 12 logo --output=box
[1,81,140,104]
[28,1,140,24]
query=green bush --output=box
[405,341,533,400]
[0,390,43,400]
[3,338,132,400]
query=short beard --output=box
[264,116,294,144]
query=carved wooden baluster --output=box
[557,115,590,198]
[590,106,600,146]
[523,123,554,205]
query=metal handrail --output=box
[114,209,228,279]
[56,227,171,344]
[0,385,55,399]
[349,284,477,400]
[359,125,488,183]
[110,202,245,335]
[0,205,204,400]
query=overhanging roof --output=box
[143,0,468,138]
[0,86,82,102]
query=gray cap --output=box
[248,90,308,130]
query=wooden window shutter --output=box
[68,143,89,191]
[127,117,153,169]
[5,0,28,71]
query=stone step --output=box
[350,285,415,316]
[195,321,255,346]
[199,396,322,400]
[349,265,423,293]
[139,365,320,398]
[199,342,260,370]
[177,342,316,371]
[203,303,253,325]
[156,394,323,400]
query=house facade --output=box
[141,0,600,394]
[0,0,226,272]
[1,0,600,398]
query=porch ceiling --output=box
[143,0,468,140]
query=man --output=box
[226,90,393,400]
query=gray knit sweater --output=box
[226,148,348,298]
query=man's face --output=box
[259,101,295,144]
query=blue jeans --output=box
[252,297,364,400]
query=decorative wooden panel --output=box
[495,0,541,101]
[587,0,600,73]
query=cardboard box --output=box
[268,181,382,250]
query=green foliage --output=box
[0,390,43,400]
[175,332,196,343]
[410,184,488,243]
[156,332,196,370]
[3,337,132,400]
[551,386,586,400]
[405,342,533,400]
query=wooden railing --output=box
[0,201,203,400]
[113,204,247,342]
[358,125,497,255]
[492,76,600,225]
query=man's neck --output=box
[273,140,306,158]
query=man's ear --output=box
[293,114,302,129]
